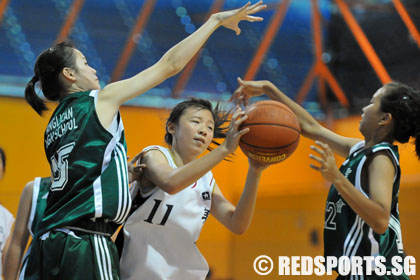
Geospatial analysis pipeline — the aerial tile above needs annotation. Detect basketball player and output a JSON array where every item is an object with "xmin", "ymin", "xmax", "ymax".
[
  {"xmin": 3, "ymin": 177, "xmax": 50, "ymax": 280},
  {"xmin": 233, "ymin": 78, "xmax": 420, "ymax": 278},
  {"xmin": 22, "ymin": 2, "xmax": 266, "ymax": 279},
  {"xmin": 119, "ymin": 98, "xmax": 269, "ymax": 280},
  {"xmin": 0, "ymin": 147, "xmax": 14, "ymax": 277},
  {"xmin": 2, "ymin": 152, "xmax": 143, "ymax": 280}
]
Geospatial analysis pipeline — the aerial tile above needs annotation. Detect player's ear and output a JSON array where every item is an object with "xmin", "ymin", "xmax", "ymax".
[
  {"xmin": 167, "ymin": 122, "xmax": 176, "ymax": 135},
  {"xmin": 62, "ymin": 67, "xmax": 76, "ymax": 82},
  {"xmin": 379, "ymin": 112, "xmax": 392, "ymax": 126}
]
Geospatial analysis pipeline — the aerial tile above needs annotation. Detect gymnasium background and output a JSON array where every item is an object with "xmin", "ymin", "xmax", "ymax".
[{"xmin": 1, "ymin": 0, "xmax": 420, "ymax": 279}]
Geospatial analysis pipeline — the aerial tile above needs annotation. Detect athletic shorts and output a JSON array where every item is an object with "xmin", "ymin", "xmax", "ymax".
[{"xmin": 23, "ymin": 222, "xmax": 119, "ymax": 280}]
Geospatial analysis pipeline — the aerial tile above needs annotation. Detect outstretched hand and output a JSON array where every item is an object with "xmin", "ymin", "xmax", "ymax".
[
  {"xmin": 222, "ymin": 106, "xmax": 249, "ymax": 154},
  {"xmin": 230, "ymin": 77, "xmax": 267, "ymax": 106},
  {"xmin": 309, "ymin": 141, "xmax": 341, "ymax": 182},
  {"xmin": 214, "ymin": 1, "xmax": 266, "ymax": 35},
  {"xmin": 127, "ymin": 151, "xmax": 146, "ymax": 184}
]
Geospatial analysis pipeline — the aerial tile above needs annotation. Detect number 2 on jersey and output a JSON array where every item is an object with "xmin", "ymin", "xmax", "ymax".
[
  {"xmin": 144, "ymin": 199, "xmax": 174, "ymax": 226},
  {"xmin": 325, "ymin": 202, "xmax": 337, "ymax": 230}
]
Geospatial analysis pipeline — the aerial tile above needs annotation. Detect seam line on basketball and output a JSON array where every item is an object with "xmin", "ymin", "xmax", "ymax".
[
  {"xmin": 241, "ymin": 123, "xmax": 301, "ymax": 133},
  {"xmin": 240, "ymin": 137, "xmax": 299, "ymax": 150}
]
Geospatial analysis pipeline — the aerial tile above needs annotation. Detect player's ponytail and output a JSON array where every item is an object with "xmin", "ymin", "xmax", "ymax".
[
  {"xmin": 25, "ymin": 75, "xmax": 47, "ymax": 116},
  {"xmin": 25, "ymin": 39, "xmax": 76, "ymax": 116}
]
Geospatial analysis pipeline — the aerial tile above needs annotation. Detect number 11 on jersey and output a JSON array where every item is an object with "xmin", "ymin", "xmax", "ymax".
[{"xmin": 144, "ymin": 199, "xmax": 174, "ymax": 226}]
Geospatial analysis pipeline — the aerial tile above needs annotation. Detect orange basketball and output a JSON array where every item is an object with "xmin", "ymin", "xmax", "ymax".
[{"xmin": 239, "ymin": 100, "xmax": 301, "ymax": 164}]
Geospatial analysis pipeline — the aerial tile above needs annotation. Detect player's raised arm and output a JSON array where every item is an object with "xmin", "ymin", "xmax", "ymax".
[
  {"xmin": 211, "ymin": 158, "xmax": 268, "ymax": 235},
  {"xmin": 96, "ymin": 2, "xmax": 266, "ymax": 128}
]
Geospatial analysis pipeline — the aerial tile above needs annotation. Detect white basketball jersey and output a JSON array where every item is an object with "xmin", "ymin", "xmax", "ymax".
[
  {"xmin": 120, "ymin": 145, "xmax": 215, "ymax": 280},
  {"xmin": 0, "ymin": 204, "xmax": 14, "ymax": 276}
]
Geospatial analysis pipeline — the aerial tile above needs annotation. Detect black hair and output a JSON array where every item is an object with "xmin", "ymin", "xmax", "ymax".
[
  {"xmin": 25, "ymin": 40, "xmax": 76, "ymax": 116},
  {"xmin": 380, "ymin": 81, "xmax": 420, "ymax": 159},
  {"xmin": 165, "ymin": 98, "xmax": 230, "ymax": 151},
  {"xmin": 0, "ymin": 147, "xmax": 5, "ymax": 173}
]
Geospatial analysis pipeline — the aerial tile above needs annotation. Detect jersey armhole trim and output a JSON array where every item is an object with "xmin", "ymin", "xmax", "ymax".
[
  {"xmin": 349, "ymin": 141, "xmax": 365, "ymax": 156},
  {"xmin": 89, "ymin": 90, "xmax": 119, "ymax": 137},
  {"xmin": 142, "ymin": 146, "xmax": 172, "ymax": 167},
  {"xmin": 370, "ymin": 147, "xmax": 399, "ymax": 183}
]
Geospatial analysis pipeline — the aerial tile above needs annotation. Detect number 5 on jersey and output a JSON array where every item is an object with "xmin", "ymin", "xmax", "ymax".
[{"xmin": 50, "ymin": 142, "xmax": 75, "ymax": 191}]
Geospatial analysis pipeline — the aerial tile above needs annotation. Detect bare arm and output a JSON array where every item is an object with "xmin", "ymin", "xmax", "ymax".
[
  {"xmin": 3, "ymin": 181, "xmax": 34, "ymax": 280},
  {"xmin": 96, "ymin": 2, "xmax": 266, "ymax": 128},
  {"xmin": 210, "ymin": 161, "xmax": 267, "ymax": 234},
  {"xmin": 233, "ymin": 78, "xmax": 361, "ymax": 157},
  {"xmin": 141, "ymin": 147, "xmax": 229, "ymax": 195},
  {"xmin": 2, "ymin": 232, "xmax": 12, "ymax": 269},
  {"xmin": 310, "ymin": 142, "xmax": 393, "ymax": 234}
]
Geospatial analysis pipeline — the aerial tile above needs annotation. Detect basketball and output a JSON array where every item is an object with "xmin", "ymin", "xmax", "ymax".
[{"xmin": 239, "ymin": 100, "xmax": 301, "ymax": 164}]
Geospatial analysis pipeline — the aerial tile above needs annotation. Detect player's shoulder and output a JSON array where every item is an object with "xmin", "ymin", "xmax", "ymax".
[
  {"xmin": 23, "ymin": 179, "xmax": 36, "ymax": 191},
  {"xmin": 142, "ymin": 146, "xmax": 172, "ymax": 164},
  {"xmin": 143, "ymin": 146, "xmax": 167, "ymax": 160}
]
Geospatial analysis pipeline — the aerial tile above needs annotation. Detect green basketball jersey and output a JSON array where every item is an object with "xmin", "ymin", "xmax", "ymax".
[
  {"xmin": 28, "ymin": 177, "xmax": 50, "ymax": 236},
  {"xmin": 38, "ymin": 90, "xmax": 131, "ymax": 237},
  {"xmin": 324, "ymin": 141, "xmax": 407, "ymax": 278}
]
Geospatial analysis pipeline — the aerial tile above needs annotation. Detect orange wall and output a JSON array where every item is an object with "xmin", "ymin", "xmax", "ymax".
[{"xmin": 1, "ymin": 96, "xmax": 419, "ymax": 279}]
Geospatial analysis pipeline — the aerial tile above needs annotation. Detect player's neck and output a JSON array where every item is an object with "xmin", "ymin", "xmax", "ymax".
[{"xmin": 170, "ymin": 147, "xmax": 198, "ymax": 166}]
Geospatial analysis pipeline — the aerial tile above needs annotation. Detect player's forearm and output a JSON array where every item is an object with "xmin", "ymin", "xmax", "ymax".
[
  {"xmin": 3, "ymin": 244, "xmax": 24, "ymax": 280},
  {"xmin": 159, "ymin": 15, "xmax": 220, "ymax": 76},
  {"xmin": 332, "ymin": 174, "xmax": 390, "ymax": 234},
  {"xmin": 228, "ymin": 168, "xmax": 262, "ymax": 234},
  {"xmin": 262, "ymin": 81, "xmax": 322, "ymax": 139},
  {"xmin": 159, "ymin": 145, "xmax": 230, "ymax": 194}
]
